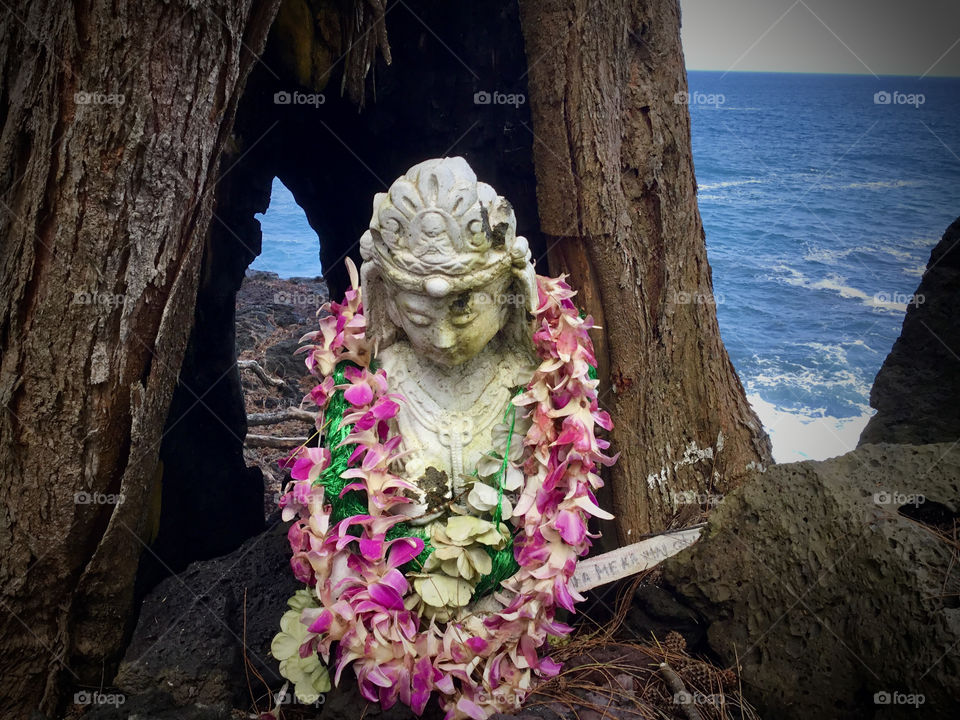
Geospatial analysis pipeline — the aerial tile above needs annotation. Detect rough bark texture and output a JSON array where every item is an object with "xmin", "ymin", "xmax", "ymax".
[
  {"xmin": 518, "ymin": 0, "xmax": 772, "ymax": 539},
  {"xmin": 0, "ymin": 0, "xmax": 280, "ymax": 715}
]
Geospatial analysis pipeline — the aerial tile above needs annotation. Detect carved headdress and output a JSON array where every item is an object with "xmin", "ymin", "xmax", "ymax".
[{"xmin": 360, "ymin": 157, "xmax": 538, "ymax": 348}]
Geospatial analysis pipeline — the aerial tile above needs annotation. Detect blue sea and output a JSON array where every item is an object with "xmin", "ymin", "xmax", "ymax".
[{"xmin": 252, "ymin": 72, "xmax": 960, "ymax": 463}]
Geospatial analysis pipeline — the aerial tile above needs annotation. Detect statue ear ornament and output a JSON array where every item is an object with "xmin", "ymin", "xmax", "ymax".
[{"xmin": 276, "ymin": 157, "xmax": 616, "ymax": 719}]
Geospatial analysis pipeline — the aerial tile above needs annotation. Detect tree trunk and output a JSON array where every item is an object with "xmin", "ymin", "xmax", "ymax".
[
  {"xmin": 518, "ymin": 0, "xmax": 773, "ymax": 540},
  {"xmin": 0, "ymin": 0, "xmax": 279, "ymax": 715}
]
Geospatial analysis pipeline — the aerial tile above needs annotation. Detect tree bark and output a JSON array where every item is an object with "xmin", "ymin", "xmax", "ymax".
[
  {"xmin": 0, "ymin": 0, "xmax": 279, "ymax": 715},
  {"xmin": 518, "ymin": 0, "xmax": 773, "ymax": 540}
]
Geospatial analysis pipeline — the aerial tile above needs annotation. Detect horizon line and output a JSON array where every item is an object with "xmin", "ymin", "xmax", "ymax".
[{"xmin": 685, "ymin": 67, "xmax": 960, "ymax": 79}]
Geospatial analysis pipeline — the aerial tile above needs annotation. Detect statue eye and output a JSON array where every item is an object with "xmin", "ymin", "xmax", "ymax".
[
  {"xmin": 448, "ymin": 293, "xmax": 476, "ymax": 326},
  {"xmin": 450, "ymin": 311, "xmax": 477, "ymax": 327},
  {"xmin": 404, "ymin": 312, "xmax": 432, "ymax": 327}
]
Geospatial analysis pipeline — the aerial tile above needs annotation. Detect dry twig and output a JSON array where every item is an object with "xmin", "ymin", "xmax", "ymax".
[{"xmin": 239, "ymin": 359, "xmax": 286, "ymax": 388}]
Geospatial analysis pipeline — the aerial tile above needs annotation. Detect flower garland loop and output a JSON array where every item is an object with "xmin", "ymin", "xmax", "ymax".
[{"xmin": 275, "ymin": 259, "xmax": 616, "ymax": 719}]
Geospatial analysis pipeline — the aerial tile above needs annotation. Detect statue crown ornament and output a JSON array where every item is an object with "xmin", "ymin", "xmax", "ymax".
[{"xmin": 360, "ymin": 156, "xmax": 537, "ymax": 298}]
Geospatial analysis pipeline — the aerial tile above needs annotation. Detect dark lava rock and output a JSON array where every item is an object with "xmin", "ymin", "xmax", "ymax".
[
  {"xmin": 116, "ymin": 522, "xmax": 298, "ymax": 709},
  {"xmin": 264, "ymin": 337, "xmax": 308, "ymax": 382},
  {"xmin": 860, "ymin": 216, "xmax": 960, "ymax": 445},
  {"xmin": 626, "ymin": 583, "xmax": 705, "ymax": 649},
  {"xmin": 663, "ymin": 442, "xmax": 960, "ymax": 719}
]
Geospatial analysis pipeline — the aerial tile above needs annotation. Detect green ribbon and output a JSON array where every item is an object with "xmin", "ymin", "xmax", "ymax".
[{"xmin": 472, "ymin": 389, "xmax": 523, "ymax": 599}]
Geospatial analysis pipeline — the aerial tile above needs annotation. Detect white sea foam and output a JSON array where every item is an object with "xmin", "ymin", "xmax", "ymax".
[
  {"xmin": 773, "ymin": 266, "xmax": 910, "ymax": 314},
  {"xmin": 821, "ymin": 179, "xmax": 922, "ymax": 191},
  {"xmin": 802, "ymin": 244, "xmax": 925, "ymax": 265},
  {"xmin": 698, "ymin": 178, "xmax": 763, "ymax": 191},
  {"xmin": 748, "ymin": 394, "xmax": 874, "ymax": 464},
  {"xmin": 903, "ymin": 264, "xmax": 927, "ymax": 277},
  {"xmin": 797, "ymin": 340, "xmax": 878, "ymax": 366},
  {"xmin": 749, "ymin": 365, "xmax": 871, "ymax": 401},
  {"xmin": 809, "ymin": 274, "xmax": 871, "ymax": 301}
]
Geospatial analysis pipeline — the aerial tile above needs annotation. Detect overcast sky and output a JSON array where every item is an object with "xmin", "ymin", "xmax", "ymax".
[{"xmin": 679, "ymin": 0, "xmax": 960, "ymax": 76}]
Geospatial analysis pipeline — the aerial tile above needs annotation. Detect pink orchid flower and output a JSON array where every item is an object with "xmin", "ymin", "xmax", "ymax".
[{"xmin": 289, "ymin": 446, "xmax": 331, "ymax": 484}]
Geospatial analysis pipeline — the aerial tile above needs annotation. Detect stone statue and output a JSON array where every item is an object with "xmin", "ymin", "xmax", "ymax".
[
  {"xmin": 276, "ymin": 157, "xmax": 615, "ymax": 716},
  {"xmin": 359, "ymin": 157, "xmax": 539, "ymax": 526}
]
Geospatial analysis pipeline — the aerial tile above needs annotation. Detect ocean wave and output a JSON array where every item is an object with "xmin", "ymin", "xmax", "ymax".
[
  {"xmin": 773, "ymin": 266, "xmax": 910, "ymax": 313},
  {"xmin": 797, "ymin": 340, "xmax": 879, "ymax": 365},
  {"xmin": 698, "ymin": 178, "xmax": 764, "ymax": 191},
  {"xmin": 748, "ymin": 393, "xmax": 874, "ymax": 464},
  {"xmin": 748, "ymin": 364, "xmax": 871, "ymax": 400},
  {"xmin": 742, "ymin": 345, "xmax": 876, "ymax": 426},
  {"xmin": 802, "ymin": 243, "xmax": 926, "ymax": 265},
  {"xmin": 820, "ymin": 179, "xmax": 922, "ymax": 191},
  {"xmin": 902, "ymin": 264, "xmax": 927, "ymax": 277}
]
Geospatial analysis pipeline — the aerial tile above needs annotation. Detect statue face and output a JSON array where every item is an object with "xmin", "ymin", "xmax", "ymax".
[{"xmin": 389, "ymin": 275, "xmax": 513, "ymax": 368}]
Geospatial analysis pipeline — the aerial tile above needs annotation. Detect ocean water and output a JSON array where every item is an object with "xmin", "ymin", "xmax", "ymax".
[
  {"xmin": 252, "ymin": 181, "xmax": 324, "ymax": 278},
  {"xmin": 252, "ymin": 72, "xmax": 960, "ymax": 463},
  {"xmin": 687, "ymin": 71, "xmax": 960, "ymax": 462}
]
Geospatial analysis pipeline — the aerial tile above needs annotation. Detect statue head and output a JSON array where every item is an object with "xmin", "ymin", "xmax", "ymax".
[{"xmin": 360, "ymin": 157, "xmax": 538, "ymax": 367}]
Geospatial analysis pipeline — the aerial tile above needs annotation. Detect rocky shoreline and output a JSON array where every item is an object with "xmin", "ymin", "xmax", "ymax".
[{"xmin": 234, "ymin": 270, "xmax": 329, "ymax": 519}]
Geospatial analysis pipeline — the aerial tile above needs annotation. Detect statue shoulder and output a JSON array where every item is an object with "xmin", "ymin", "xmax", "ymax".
[
  {"xmin": 375, "ymin": 342, "xmax": 411, "ymax": 378},
  {"xmin": 497, "ymin": 342, "xmax": 537, "ymax": 389}
]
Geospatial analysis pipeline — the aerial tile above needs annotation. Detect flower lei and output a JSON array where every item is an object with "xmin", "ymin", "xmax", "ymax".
[{"xmin": 274, "ymin": 260, "xmax": 616, "ymax": 719}]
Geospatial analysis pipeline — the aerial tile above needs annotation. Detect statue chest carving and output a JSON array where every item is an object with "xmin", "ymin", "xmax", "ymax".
[{"xmin": 377, "ymin": 340, "xmax": 535, "ymax": 521}]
